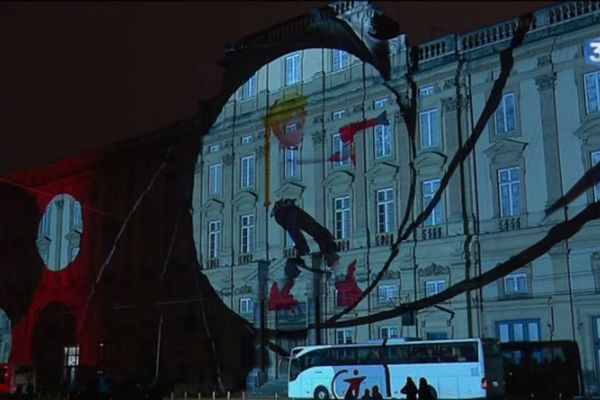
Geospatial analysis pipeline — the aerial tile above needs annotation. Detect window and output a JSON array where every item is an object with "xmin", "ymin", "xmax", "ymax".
[
  {"xmin": 240, "ymin": 298, "xmax": 254, "ymax": 314},
  {"xmin": 40, "ymin": 206, "xmax": 52, "ymax": 236},
  {"xmin": 72, "ymin": 201, "xmax": 82, "ymax": 228},
  {"xmin": 64, "ymin": 346, "xmax": 80, "ymax": 367},
  {"xmin": 240, "ymin": 155, "xmax": 255, "ymax": 188},
  {"xmin": 208, "ymin": 163, "xmax": 222, "ymax": 195},
  {"xmin": 497, "ymin": 319, "xmax": 540, "ymax": 342},
  {"xmin": 285, "ymin": 53, "xmax": 301, "ymax": 86},
  {"xmin": 377, "ymin": 188, "xmax": 395, "ymax": 234},
  {"xmin": 336, "ymin": 328, "xmax": 354, "ymax": 344},
  {"xmin": 241, "ymin": 74, "xmax": 257, "ymax": 99},
  {"xmin": 495, "ymin": 92, "xmax": 517, "ymax": 134},
  {"xmin": 69, "ymin": 246, "xmax": 79, "ymax": 260},
  {"xmin": 420, "ymin": 85, "xmax": 434, "ymax": 97},
  {"xmin": 241, "ymin": 135, "xmax": 253, "ymax": 144},
  {"xmin": 585, "ymin": 71, "xmax": 600, "ymax": 114},
  {"xmin": 208, "ymin": 144, "xmax": 220, "ymax": 154},
  {"xmin": 422, "ymin": 179, "xmax": 444, "ymax": 226},
  {"xmin": 378, "ymin": 284, "xmax": 398, "ymax": 304},
  {"xmin": 240, "ymin": 214, "xmax": 255, "ymax": 254},
  {"xmin": 208, "ymin": 220, "xmax": 221, "ymax": 258},
  {"xmin": 380, "ymin": 326, "xmax": 399, "ymax": 339},
  {"xmin": 374, "ymin": 124, "xmax": 392, "ymax": 158},
  {"xmin": 284, "ymin": 231, "xmax": 295, "ymax": 248},
  {"xmin": 332, "ymin": 49, "xmax": 350, "ymax": 71},
  {"xmin": 334, "ymin": 196, "xmax": 351, "ymax": 239},
  {"xmin": 332, "ymin": 133, "xmax": 349, "ymax": 166},
  {"xmin": 420, "ymin": 108, "xmax": 440, "ymax": 149},
  {"xmin": 374, "ymin": 97, "xmax": 388, "ymax": 110},
  {"xmin": 592, "ymin": 150, "xmax": 600, "ymax": 201},
  {"xmin": 504, "ymin": 273, "xmax": 527, "ymax": 295},
  {"xmin": 425, "ymin": 280, "xmax": 446, "ymax": 296},
  {"xmin": 284, "ymin": 148, "xmax": 299, "ymax": 179},
  {"xmin": 498, "ymin": 167, "xmax": 521, "ymax": 217},
  {"xmin": 332, "ymin": 109, "xmax": 345, "ymax": 120}
]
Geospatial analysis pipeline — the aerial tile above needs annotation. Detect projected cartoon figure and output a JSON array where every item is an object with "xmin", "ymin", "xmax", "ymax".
[
  {"xmin": 264, "ymin": 93, "xmax": 308, "ymax": 150},
  {"xmin": 300, "ymin": 111, "xmax": 390, "ymax": 166},
  {"xmin": 264, "ymin": 93, "xmax": 363, "ymax": 311},
  {"xmin": 336, "ymin": 111, "xmax": 389, "ymax": 166}
]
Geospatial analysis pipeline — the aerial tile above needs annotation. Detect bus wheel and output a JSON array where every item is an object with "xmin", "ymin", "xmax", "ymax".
[{"xmin": 314, "ymin": 386, "xmax": 330, "ymax": 400}]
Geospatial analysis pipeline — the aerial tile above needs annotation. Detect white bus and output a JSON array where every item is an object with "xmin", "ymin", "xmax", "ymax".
[{"xmin": 288, "ymin": 338, "xmax": 504, "ymax": 400}]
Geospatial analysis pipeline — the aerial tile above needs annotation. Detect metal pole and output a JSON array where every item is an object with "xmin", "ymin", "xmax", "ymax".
[{"xmin": 154, "ymin": 313, "xmax": 163, "ymax": 380}]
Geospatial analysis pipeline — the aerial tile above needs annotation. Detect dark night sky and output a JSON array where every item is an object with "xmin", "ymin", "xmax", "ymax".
[{"xmin": 0, "ymin": 1, "xmax": 556, "ymax": 176}]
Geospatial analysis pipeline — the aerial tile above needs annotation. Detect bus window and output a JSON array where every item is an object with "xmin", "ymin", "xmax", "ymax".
[
  {"xmin": 409, "ymin": 344, "xmax": 437, "ymax": 363},
  {"xmin": 357, "ymin": 347, "xmax": 381, "ymax": 364},
  {"xmin": 439, "ymin": 344, "xmax": 459, "ymax": 362},
  {"xmin": 304, "ymin": 349, "xmax": 330, "ymax": 369},
  {"xmin": 333, "ymin": 348, "xmax": 356, "ymax": 365},
  {"xmin": 456, "ymin": 343, "xmax": 478, "ymax": 362},
  {"xmin": 384, "ymin": 345, "xmax": 409, "ymax": 364}
]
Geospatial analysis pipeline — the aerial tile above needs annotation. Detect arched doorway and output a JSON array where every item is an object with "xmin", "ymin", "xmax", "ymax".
[{"xmin": 32, "ymin": 302, "xmax": 77, "ymax": 393}]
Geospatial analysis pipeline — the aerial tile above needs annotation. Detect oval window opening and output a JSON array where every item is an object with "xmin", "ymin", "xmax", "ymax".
[{"xmin": 36, "ymin": 194, "xmax": 83, "ymax": 271}]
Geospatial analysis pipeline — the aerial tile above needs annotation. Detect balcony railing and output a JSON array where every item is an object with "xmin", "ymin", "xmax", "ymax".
[
  {"xmin": 205, "ymin": 258, "xmax": 220, "ymax": 270},
  {"xmin": 335, "ymin": 239, "xmax": 351, "ymax": 252},
  {"xmin": 239, "ymin": 253, "xmax": 253, "ymax": 265},
  {"xmin": 375, "ymin": 233, "xmax": 394, "ymax": 247},
  {"xmin": 499, "ymin": 216, "xmax": 521, "ymax": 232},
  {"xmin": 421, "ymin": 226, "xmax": 443, "ymax": 241},
  {"xmin": 283, "ymin": 247, "xmax": 297, "ymax": 258}
]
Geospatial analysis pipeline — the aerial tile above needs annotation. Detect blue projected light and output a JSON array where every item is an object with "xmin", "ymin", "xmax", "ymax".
[{"xmin": 585, "ymin": 38, "xmax": 600, "ymax": 68}]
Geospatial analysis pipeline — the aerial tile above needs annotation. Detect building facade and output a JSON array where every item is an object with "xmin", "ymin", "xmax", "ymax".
[
  {"xmin": 1, "ymin": 0, "xmax": 600, "ymax": 395},
  {"xmin": 192, "ymin": 0, "xmax": 600, "ymax": 392}
]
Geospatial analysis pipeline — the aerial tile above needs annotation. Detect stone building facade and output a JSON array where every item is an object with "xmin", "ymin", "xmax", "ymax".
[{"xmin": 192, "ymin": 0, "xmax": 600, "ymax": 391}]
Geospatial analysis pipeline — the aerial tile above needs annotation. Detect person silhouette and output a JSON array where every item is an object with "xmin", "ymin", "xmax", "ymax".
[
  {"xmin": 418, "ymin": 378, "xmax": 435, "ymax": 400},
  {"xmin": 362, "ymin": 388, "xmax": 371, "ymax": 400},
  {"xmin": 401, "ymin": 377, "xmax": 418, "ymax": 400},
  {"xmin": 371, "ymin": 385, "xmax": 383, "ymax": 400}
]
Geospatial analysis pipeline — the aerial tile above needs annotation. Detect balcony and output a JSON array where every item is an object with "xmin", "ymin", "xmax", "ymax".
[
  {"xmin": 375, "ymin": 233, "xmax": 394, "ymax": 247},
  {"xmin": 283, "ymin": 247, "xmax": 297, "ymax": 258},
  {"xmin": 205, "ymin": 258, "xmax": 220, "ymax": 270},
  {"xmin": 335, "ymin": 239, "xmax": 351, "ymax": 252},
  {"xmin": 499, "ymin": 216, "xmax": 521, "ymax": 232},
  {"xmin": 238, "ymin": 253, "xmax": 253, "ymax": 265},
  {"xmin": 421, "ymin": 226, "xmax": 443, "ymax": 241}
]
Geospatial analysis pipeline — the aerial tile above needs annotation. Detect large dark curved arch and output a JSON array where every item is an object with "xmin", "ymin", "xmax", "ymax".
[{"xmin": 0, "ymin": 183, "xmax": 43, "ymax": 323}]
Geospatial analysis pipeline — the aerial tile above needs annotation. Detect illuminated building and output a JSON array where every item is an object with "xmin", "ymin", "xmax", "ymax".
[{"xmin": 2, "ymin": 0, "xmax": 600, "ymax": 395}]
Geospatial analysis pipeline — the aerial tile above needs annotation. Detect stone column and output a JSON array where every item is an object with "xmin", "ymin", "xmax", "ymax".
[
  {"xmin": 222, "ymin": 153, "xmax": 235, "ymax": 267},
  {"xmin": 256, "ymin": 144, "xmax": 268, "ymax": 261},
  {"xmin": 441, "ymin": 95, "xmax": 474, "ymax": 226},
  {"xmin": 312, "ymin": 130, "xmax": 326, "ymax": 226},
  {"xmin": 535, "ymin": 71, "xmax": 563, "ymax": 219}
]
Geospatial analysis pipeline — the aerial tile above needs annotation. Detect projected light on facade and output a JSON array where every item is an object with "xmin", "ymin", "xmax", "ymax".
[
  {"xmin": 36, "ymin": 194, "xmax": 83, "ymax": 271},
  {"xmin": 192, "ymin": 47, "xmax": 396, "ymax": 332}
]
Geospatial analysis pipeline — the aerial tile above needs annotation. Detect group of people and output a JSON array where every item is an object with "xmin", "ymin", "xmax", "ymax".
[
  {"xmin": 357, "ymin": 385, "xmax": 384, "ymax": 400},
  {"xmin": 399, "ymin": 377, "xmax": 436, "ymax": 400}
]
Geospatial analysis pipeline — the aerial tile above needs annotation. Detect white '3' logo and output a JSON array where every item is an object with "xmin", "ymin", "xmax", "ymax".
[{"xmin": 589, "ymin": 41, "xmax": 600, "ymax": 63}]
